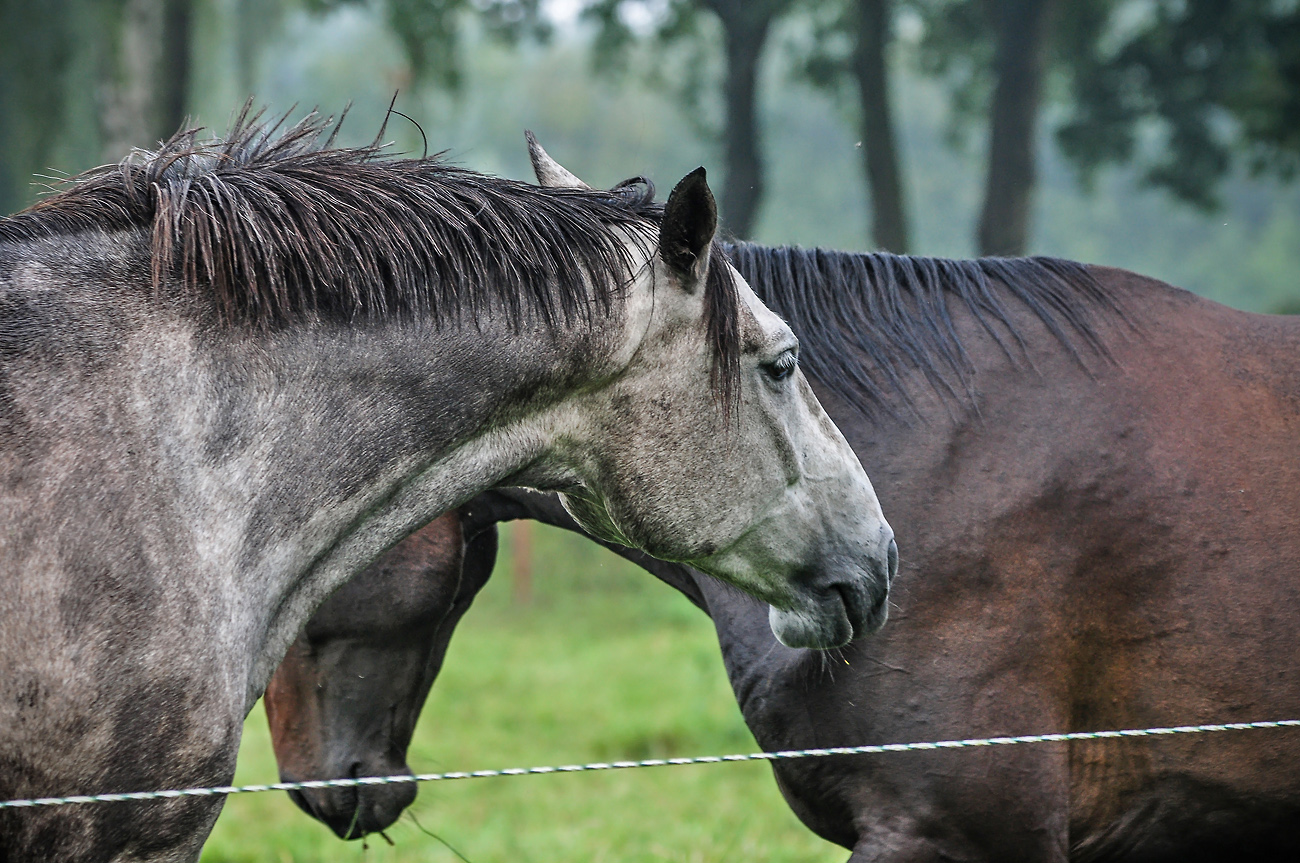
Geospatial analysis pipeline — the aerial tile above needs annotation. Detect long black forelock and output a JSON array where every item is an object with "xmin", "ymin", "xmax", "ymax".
[{"xmin": 722, "ymin": 242, "xmax": 1122, "ymax": 419}]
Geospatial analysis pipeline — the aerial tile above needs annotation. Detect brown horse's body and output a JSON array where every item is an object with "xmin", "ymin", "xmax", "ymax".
[
  {"xmin": 760, "ymin": 265, "xmax": 1300, "ymax": 861},
  {"xmin": 267, "ymin": 257, "xmax": 1300, "ymax": 861}
]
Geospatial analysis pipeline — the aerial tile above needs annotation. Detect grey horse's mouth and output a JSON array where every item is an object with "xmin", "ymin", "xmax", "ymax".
[
  {"xmin": 770, "ymin": 563, "xmax": 891, "ymax": 649},
  {"xmin": 831, "ymin": 576, "xmax": 890, "ymax": 642},
  {"xmin": 846, "ymin": 536, "xmax": 897, "ymax": 639},
  {"xmin": 842, "ymin": 582, "xmax": 889, "ymax": 640}
]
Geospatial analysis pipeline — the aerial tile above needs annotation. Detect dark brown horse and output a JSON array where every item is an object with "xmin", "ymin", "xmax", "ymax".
[
  {"xmin": 264, "ymin": 513, "xmax": 486, "ymax": 836},
  {"xmin": 265, "ymin": 235, "xmax": 1300, "ymax": 860}
]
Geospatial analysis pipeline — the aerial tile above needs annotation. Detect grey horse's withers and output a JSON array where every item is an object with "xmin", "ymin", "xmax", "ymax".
[{"xmin": 0, "ymin": 114, "xmax": 891, "ymax": 862}]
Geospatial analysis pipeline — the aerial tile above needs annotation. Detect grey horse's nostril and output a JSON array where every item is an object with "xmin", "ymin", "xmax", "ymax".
[{"xmin": 886, "ymin": 538, "xmax": 899, "ymax": 582}]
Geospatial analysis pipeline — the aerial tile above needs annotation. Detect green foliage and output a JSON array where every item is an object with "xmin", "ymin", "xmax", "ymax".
[
  {"xmin": 784, "ymin": 0, "xmax": 855, "ymax": 94},
  {"xmin": 584, "ymin": 0, "xmax": 798, "ymax": 64},
  {"xmin": 1057, "ymin": 0, "xmax": 1300, "ymax": 209},
  {"xmin": 582, "ymin": 0, "xmax": 725, "ymax": 141},
  {"xmin": 817, "ymin": 0, "xmax": 1300, "ymax": 212},
  {"xmin": 581, "ymin": 0, "xmax": 805, "ymax": 145},
  {"xmin": 907, "ymin": 0, "xmax": 1001, "ymax": 149},
  {"xmin": 200, "ymin": 524, "xmax": 844, "ymax": 862},
  {"xmin": 0, "ymin": 1, "xmax": 72, "ymax": 212}
]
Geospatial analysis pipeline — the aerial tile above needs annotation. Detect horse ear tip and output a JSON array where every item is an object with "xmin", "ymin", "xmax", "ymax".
[{"xmin": 670, "ymin": 167, "xmax": 711, "ymax": 201}]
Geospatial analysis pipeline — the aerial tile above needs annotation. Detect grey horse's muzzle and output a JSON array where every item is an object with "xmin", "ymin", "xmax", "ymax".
[{"xmin": 769, "ymin": 534, "xmax": 897, "ymax": 649}]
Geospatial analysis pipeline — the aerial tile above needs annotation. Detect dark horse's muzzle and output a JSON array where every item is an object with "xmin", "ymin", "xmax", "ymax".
[{"xmin": 285, "ymin": 763, "xmax": 416, "ymax": 839}]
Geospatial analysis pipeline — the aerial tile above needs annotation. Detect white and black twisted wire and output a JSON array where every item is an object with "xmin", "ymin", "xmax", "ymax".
[{"xmin": 2, "ymin": 719, "xmax": 1296, "ymax": 810}]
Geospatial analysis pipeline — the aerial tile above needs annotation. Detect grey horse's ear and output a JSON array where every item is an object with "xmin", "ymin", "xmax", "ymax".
[
  {"xmin": 659, "ymin": 167, "xmax": 716, "ymax": 292},
  {"xmin": 525, "ymin": 131, "xmax": 590, "ymax": 189}
]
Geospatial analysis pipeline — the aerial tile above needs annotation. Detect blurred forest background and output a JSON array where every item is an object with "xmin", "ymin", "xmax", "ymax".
[
  {"xmin": 3, "ymin": 1, "xmax": 1300, "ymax": 861},
  {"xmin": 2, "ymin": 0, "xmax": 1299, "ymax": 307}
]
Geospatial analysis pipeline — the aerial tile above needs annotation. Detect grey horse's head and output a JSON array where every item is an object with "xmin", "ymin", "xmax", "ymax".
[{"xmin": 521, "ymin": 134, "xmax": 897, "ymax": 647}]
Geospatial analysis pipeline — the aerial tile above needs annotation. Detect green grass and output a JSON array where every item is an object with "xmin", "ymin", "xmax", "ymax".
[{"xmin": 200, "ymin": 523, "xmax": 846, "ymax": 862}]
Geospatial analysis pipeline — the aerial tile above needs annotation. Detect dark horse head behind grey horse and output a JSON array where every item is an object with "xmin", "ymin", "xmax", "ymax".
[
  {"xmin": 264, "ymin": 144, "xmax": 1300, "ymax": 860},
  {"xmin": 0, "ymin": 111, "xmax": 895, "ymax": 862}
]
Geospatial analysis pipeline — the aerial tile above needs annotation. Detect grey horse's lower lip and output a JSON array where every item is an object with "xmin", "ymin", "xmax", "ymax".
[
  {"xmin": 770, "ymin": 600, "xmax": 850, "ymax": 648},
  {"xmin": 831, "ymin": 584, "xmax": 859, "ymax": 635}
]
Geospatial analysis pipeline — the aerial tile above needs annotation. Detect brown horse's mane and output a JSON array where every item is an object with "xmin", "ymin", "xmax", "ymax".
[
  {"xmin": 0, "ymin": 108, "xmax": 741, "ymax": 400},
  {"xmin": 723, "ymin": 242, "xmax": 1123, "ymax": 419}
]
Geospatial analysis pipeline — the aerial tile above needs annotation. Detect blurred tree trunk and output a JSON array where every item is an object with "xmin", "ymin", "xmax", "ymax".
[
  {"xmin": 701, "ymin": 0, "xmax": 791, "ymax": 239},
  {"xmin": 160, "ymin": 0, "xmax": 193, "ymax": 132},
  {"xmin": 977, "ymin": 0, "xmax": 1059, "ymax": 256},
  {"xmin": 234, "ymin": 0, "xmax": 263, "ymax": 99},
  {"xmin": 851, "ymin": 0, "xmax": 909, "ymax": 252},
  {"xmin": 585, "ymin": 0, "xmax": 799, "ymax": 238},
  {"xmin": 100, "ymin": 0, "xmax": 192, "ymax": 161}
]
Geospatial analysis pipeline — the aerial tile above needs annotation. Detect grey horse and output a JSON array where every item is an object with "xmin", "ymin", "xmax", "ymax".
[{"xmin": 0, "ymin": 112, "xmax": 895, "ymax": 862}]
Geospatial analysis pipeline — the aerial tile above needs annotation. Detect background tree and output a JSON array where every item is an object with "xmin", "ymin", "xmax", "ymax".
[
  {"xmin": 917, "ymin": 0, "xmax": 1300, "ymax": 256},
  {"xmin": 307, "ymin": 0, "xmax": 551, "ymax": 91},
  {"xmin": 915, "ymin": 0, "xmax": 1065, "ymax": 256},
  {"xmin": 231, "ymin": 0, "xmax": 295, "ymax": 107},
  {"xmin": 584, "ymin": 0, "xmax": 799, "ymax": 239},
  {"xmin": 0, "ymin": 0, "xmax": 200, "ymax": 212},
  {"xmin": 0, "ymin": 1, "xmax": 76, "ymax": 214},
  {"xmin": 99, "ymin": 0, "xmax": 196, "ymax": 160},
  {"xmin": 976, "ymin": 0, "xmax": 1059, "ymax": 256},
  {"xmin": 1058, "ymin": 0, "xmax": 1300, "ymax": 210},
  {"xmin": 798, "ymin": 0, "xmax": 911, "ymax": 252}
]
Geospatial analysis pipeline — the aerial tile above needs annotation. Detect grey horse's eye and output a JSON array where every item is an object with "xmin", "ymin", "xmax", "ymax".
[{"xmin": 764, "ymin": 350, "xmax": 798, "ymax": 382}]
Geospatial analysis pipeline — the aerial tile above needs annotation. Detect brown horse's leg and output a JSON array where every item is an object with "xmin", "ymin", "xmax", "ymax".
[
  {"xmin": 848, "ymin": 831, "xmax": 931, "ymax": 862},
  {"xmin": 839, "ymin": 749, "xmax": 1070, "ymax": 863},
  {"xmin": 848, "ymin": 827, "xmax": 1068, "ymax": 863}
]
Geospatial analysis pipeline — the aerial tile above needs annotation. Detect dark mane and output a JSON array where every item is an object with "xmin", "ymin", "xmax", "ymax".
[
  {"xmin": 0, "ymin": 110, "xmax": 740, "ymax": 399},
  {"xmin": 722, "ymin": 242, "xmax": 1121, "ymax": 418}
]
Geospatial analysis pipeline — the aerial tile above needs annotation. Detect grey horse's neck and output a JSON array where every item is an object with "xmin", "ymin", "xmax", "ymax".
[{"xmin": 1, "ymin": 230, "xmax": 622, "ymax": 710}]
